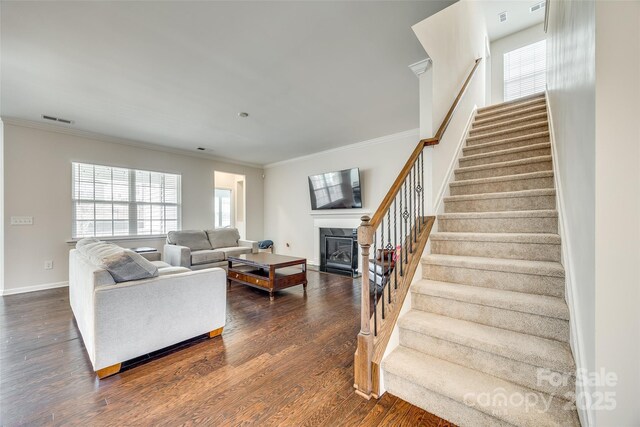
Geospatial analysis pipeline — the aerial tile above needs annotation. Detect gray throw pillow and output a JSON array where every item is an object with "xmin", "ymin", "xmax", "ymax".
[
  {"xmin": 206, "ymin": 228, "xmax": 240, "ymax": 249},
  {"xmin": 78, "ymin": 242, "xmax": 158, "ymax": 283},
  {"xmin": 167, "ymin": 230, "xmax": 212, "ymax": 251}
]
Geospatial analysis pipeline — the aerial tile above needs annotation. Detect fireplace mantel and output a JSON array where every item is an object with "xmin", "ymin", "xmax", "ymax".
[{"xmin": 309, "ymin": 210, "xmax": 371, "ymax": 218}]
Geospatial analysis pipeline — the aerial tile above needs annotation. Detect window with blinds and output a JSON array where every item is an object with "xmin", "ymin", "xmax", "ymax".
[
  {"xmin": 72, "ymin": 162, "xmax": 181, "ymax": 238},
  {"xmin": 503, "ymin": 39, "xmax": 546, "ymax": 102}
]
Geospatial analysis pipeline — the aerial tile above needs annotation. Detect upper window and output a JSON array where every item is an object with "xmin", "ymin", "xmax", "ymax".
[
  {"xmin": 503, "ymin": 39, "xmax": 546, "ymax": 102},
  {"xmin": 214, "ymin": 188, "xmax": 232, "ymax": 228},
  {"xmin": 72, "ymin": 162, "xmax": 181, "ymax": 238}
]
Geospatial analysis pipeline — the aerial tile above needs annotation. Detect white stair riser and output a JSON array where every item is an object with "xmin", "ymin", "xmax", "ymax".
[
  {"xmin": 431, "ymin": 239, "xmax": 561, "ymax": 262},
  {"xmin": 474, "ymin": 107, "xmax": 548, "ymax": 128},
  {"xmin": 384, "ymin": 372, "xmax": 513, "ymax": 427},
  {"xmin": 477, "ymin": 99, "xmax": 546, "ymax": 119},
  {"xmin": 459, "ymin": 146, "xmax": 551, "ymax": 168},
  {"xmin": 470, "ymin": 114, "xmax": 548, "ymax": 136},
  {"xmin": 468, "ymin": 124, "xmax": 549, "ymax": 145},
  {"xmin": 438, "ymin": 216, "xmax": 558, "ymax": 233},
  {"xmin": 399, "ymin": 328, "xmax": 575, "ymax": 398},
  {"xmin": 445, "ymin": 194, "xmax": 556, "ymax": 213},
  {"xmin": 463, "ymin": 135, "xmax": 550, "ymax": 156},
  {"xmin": 412, "ymin": 294, "xmax": 570, "ymax": 342},
  {"xmin": 422, "ymin": 262, "xmax": 565, "ymax": 297},
  {"xmin": 455, "ymin": 160, "xmax": 552, "ymax": 181},
  {"xmin": 450, "ymin": 175, "xmax": 554, "ymax": 196}
]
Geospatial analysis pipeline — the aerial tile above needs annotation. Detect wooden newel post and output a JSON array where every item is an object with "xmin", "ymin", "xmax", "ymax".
[{"xmin": 354, "ymin": 215, "xmax": 374, "ymax": 399}]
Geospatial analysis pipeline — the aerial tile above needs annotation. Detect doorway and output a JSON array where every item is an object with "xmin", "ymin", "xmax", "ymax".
[{"xmin": 213, "ymin": 171, "xmax": 246, "ymax": 239}]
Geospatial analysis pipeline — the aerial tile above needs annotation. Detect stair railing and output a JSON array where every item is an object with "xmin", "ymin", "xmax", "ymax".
[{"xmin": 354, "ymin": 58, "xmax": 482, "ymax": 399}]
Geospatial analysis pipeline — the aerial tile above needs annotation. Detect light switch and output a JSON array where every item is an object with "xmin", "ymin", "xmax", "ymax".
[{"xmin": 11, "ymin": 216, "xmax": 33, "ymax": 225}]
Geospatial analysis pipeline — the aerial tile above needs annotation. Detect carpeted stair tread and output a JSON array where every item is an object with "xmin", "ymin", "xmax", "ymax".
[
  {"xmin": 411, "ymin": 280, "xmax": 569, "ymax": 320},
  {"xmin": 422, "ymin": 253, "xmax": 565, "ymax": 277},
  {"xmin": 438, "ymin": 209, "xmax": 558, "ymax": 220},
  {"xmin": 445, "ymin": 188, "xmax": 555, "ymax": 202},
  {"xmin": 459, "ymin": 143, "xmax": 551, "ymax": 165},
  {"xmin": 476, "ymin": 94, "xmax": 546, "ymax": 116},
  {"xmin": 469, "ymin": 112, "xmax": 548, "ymax": 135},
  {"xmin": 456, "ymin": 155, "xmax": 552, "ymax": 174},
  {"xmin": 466, "ymin": 121, "xmax": 549, "ymax": 145},
  {"xmin": 431, "ymin": 231, "xmax": 560, "ymax": 245},
  {"xmin": 463, "ymin": 132, "xmax": 550, "ymax": 156},
  {"xmin": 450, "ymin": 171, "xmax": 554, "ymax": 188},
  {"xmin": 473, "ymin": 104, "xmax": 547, "ymax": 127},
  {"xmin": 382, "ymin": 347, "xmax": 579, "ymax": 427},
  {"xmin": 398, "ymin": 310, "xmax": 574, "ymax": 371}
]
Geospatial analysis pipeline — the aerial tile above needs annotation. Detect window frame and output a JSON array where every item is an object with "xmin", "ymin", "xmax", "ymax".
[
  {"xmin": 71, "ymin": 162, "xmax": 182, "ymax": 239},
  {"xmin": 503, "ymin": 39, "xmax": 547, "ymax": 102},
  {"xmin": 214, "ymin": 187, "xmax": 233, "ymax": 229}
]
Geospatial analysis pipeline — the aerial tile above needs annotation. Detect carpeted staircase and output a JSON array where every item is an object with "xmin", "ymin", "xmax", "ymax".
[{"xmin": 381, "ymin": 93, "xmax": 580, "ymax": 426}]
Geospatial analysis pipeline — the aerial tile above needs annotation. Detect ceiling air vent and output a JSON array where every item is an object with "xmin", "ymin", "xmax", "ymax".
[
  {"xmin": 498, "ymin": 11, "xmax": 508, "ymax": 23},
  {"xmin": 41, "ymin": 114, "xmax": 74, "ymax": 124},
  {"xmin": 530, "ymin": 1, "xmax": 545, "ymax": 12}
]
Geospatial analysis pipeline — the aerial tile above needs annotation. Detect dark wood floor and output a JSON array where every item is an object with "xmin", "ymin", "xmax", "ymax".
[{"xmin": 1, "ymin": 271, "xmax": 453, "ymax": 426}]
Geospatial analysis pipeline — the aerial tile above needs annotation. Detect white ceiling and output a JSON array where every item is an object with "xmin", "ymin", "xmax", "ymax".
[
  {"xmin": 481, "ymin": 0, "xmax": 545, "ymax": 41},
  {"xmin": 1, "ymin": 1, "xmax": 454, "ymax": 166}
]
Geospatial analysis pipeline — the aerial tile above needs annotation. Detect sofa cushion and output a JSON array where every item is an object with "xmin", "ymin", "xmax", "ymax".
[
  {"xmin": 78, "ymin": 242, "xmax": 158, "ymax": 283},
  {"xmin": 191, "ymin": 249, "xmax": 225, "ymax": 265},
  {"xmin": 167, "ymin": 230, "xmax": 212, "ymax": 251},
  {"xmin": 206, "ymin": 228, "xmax": 240, "ymax": 249},
  {"xmin": 217, "ymin": 246, "xmax": 252, "ymax": 258}
]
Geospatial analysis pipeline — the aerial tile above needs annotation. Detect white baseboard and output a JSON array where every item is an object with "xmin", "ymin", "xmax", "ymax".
[
  {"xmin": 432, "ymin": 106, "xmax": 478, "ymax": 215},
  {"xmin": 1, "ymin": 281, "xmax": 68, "ymax": 296},
  {"xmin": 546, "ymin": 92, "xmax": 592, "ymax": 427}
]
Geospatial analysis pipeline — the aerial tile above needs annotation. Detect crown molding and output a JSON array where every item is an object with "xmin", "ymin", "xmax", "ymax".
[
  {"xmin": 408, "ymin": 58, "xmax": 432, "ymax": 77},
  {"xmin": 0, "ymin": 116, "xmax": 263, "ymax": 170},
  {"xmin": 264, "ymin": 128, "xmax": 420, "ymax": 169}
]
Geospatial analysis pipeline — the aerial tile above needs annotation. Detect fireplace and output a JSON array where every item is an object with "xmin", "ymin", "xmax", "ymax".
[{"xmin": 319, "ymin": 228, "xmax": 358, "ymax": 277}]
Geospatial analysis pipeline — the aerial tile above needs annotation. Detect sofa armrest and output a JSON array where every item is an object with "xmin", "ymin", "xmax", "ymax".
[
  {"xmin": 239, "ymin": 239, "xmax": 259, "ymax": 253},
  {"xmin": 163, "ymin": 244, "xmax": 191, "ymax": 268},
  {"xmin": 92, "ymin": 268, "xmax": 227, "ymax": 369}
]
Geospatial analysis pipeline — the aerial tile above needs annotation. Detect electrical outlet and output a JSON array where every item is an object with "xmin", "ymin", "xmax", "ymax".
[
  {"xmin": 11, "ymin": 216, "xmax": 33, "ymax": 225},
  {"xmin": 44, "ymin": 260, "xmax": 53, "ymax": 270}
]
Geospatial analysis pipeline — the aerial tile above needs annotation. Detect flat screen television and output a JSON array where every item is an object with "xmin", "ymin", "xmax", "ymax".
[{"xmin": 308, "ymin": 168, "xmax": 362, "ymax": 210}]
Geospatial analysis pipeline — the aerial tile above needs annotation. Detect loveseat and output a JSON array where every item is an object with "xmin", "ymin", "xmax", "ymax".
[
  {"xmin": 163, "ymin": 228, "xmax": 258, "ymax": 270},
  {"xmin": 69, "ymin": 238, "xmax": 226, "ymax": 379}
]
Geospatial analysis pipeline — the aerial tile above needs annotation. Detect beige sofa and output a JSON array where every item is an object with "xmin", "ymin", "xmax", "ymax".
[
  {"xmin": 163, "ymin": 228, "xmax": 258, "ymax": 270},
  {"xmin": 69, "ymin": 239, "xmax": 226, "ymax": 379}
]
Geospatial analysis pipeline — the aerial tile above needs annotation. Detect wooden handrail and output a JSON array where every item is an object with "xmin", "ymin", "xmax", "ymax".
[
  {"xmin": 421, "ymin": 57, "xmax": 482, "ymax": 146},
  {"xmin": 369, "ymin": 58, "xmax": 482, "ymax": 229}
]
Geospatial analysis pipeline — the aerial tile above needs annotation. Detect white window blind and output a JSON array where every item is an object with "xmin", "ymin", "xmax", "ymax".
[
  {"xmin": 72, "ymin": 162, "xmax": 181, "ymax": 238},
  {"xmin": 503, "ymin": 39, "xmax": 546, "ymax": 101}
]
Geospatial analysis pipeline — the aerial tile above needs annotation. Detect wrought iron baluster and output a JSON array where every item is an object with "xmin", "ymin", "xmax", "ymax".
[
  {"xmin": 393, "ymin": 198, "xmax": 398, "ymax": 289},
  {"xmin": 403, "ymin": 178, "xmax": 409, "ymax": 263},
  {"xmin": 409, "ymin": 169, "xmax": 414, "ymax": 253},
  {"xmin": 413, "ymin": 164, "xmax": 417, "ymax": 244},
  {"xmin": 399, "ymin": 185, "xmax": 404, "ymax": 277},
  {"xmin": 387, "ymin": 210, "xmax": 392, "ymax": 304},
  {"xmin": 420, "ymin": 151, "xmax": 425, "ymax": 226},
  {"xmin": 380, "ymin": 219, "xmax": 385, "ymax": 321}
]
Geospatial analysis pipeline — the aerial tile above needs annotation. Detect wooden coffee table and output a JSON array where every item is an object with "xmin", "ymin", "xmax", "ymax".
[{"xmin": 227, "ymin": 253, "xmax": 307, "ymax": 301}]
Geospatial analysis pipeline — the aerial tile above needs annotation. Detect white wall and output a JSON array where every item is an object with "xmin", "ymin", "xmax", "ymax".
[
  {"xmin": 594, "ymin": 2, "xmax": 640, "ymax": 426},
  {"xmin": 263, "ymin": 129, "xmax": 419, "ymax": 264},
  {"xmin": 412, "ymin": 0, "xmax": 487, "ymax": 212},
  {"xmin": 546, "ymin": 1, "xmax": 595, "ymax": 425},
  {"xmin": 2, "ymin": 121, "xmax": 264, "ymax": 294},
  {"xmin": 490, "ymin": 23, "xmax": 545, "ymax": 104}
]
